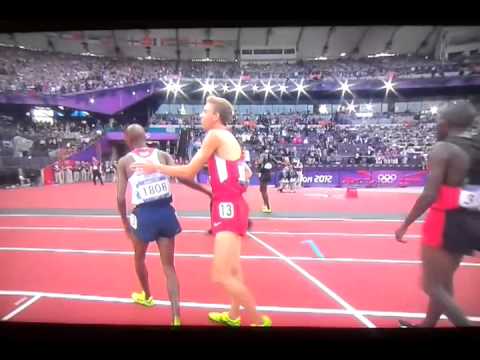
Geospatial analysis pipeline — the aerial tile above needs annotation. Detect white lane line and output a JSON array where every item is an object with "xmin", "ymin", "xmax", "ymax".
[
  {"xmin": 0, "ymin": 213, "xmax": 422, "ymax": 223},
  {"xmin": 1, "ymin": 247, "xmax": 478, "ymax": 268},
  {"xmin": 1, "ymin": 295, "xmax": 42, "ymax": 321},
  {"xmin": 247, "ymin": 232, "xmax": 376, "ymax": 328},
  {"xmin": 1, "ymin": 290, "xmax": 477, "ymax": 323},
  {"xmin": 0, "ymin": 226, "xmax": 421, "ymax": 239}
]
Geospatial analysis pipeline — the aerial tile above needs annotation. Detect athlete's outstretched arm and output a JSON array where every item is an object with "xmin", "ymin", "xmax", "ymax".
[
  {"xmin": 131, "ymin": 131, "xmax": 220, "ymax": 180},
  {"xmin": 116, "ymin": 158, "xmax": 130, "ymax": 231},
  {"xmin": 164, "ymin": 152, "xmax": 212, "ymax": 198},
  {"xmin": 395, "ymin": 142, "xmax": 449, "ymax": 242}
]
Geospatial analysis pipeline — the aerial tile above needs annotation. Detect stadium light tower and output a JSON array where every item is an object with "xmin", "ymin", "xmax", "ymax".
[
  {"xmin": 279, "ymin": 83, "xmax": 288, "ymax": 97},
  {"xmin": 163, "ymin": 78, "xmax": 186, "ymax": 101},
  {"xmin": 229, "ymin": 78, "xmax": 248, "ymax": 103},
  {"xmin": 261, "ymin": 79, "xmax": 277, "ymax": 102},
  {"xmin": 293, "ymin": 78, "xmax": 309, "ymax": 102},
  {"xmin": 337, "ymin": 79, "xmax": 352, "ymax": 97},
  {"xmin": 381, "ymin": 78, "xmax": 397, "ymax": 96},
  {"xmin": 346, "ymin": 100, "xmax": 356, "ymax": 113},
  {"xmin": 195, "ymin": 79, "xmax": 217, "ymax": 101}
]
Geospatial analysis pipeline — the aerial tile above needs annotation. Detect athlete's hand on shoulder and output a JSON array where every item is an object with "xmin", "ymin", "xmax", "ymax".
[
  {"xmin": 394, "ymin": 225, "xmax": 408, "ymax": 243},
  {"xmin": 130, "ymin": 160, "xmax": 161, "ymax": 174}
]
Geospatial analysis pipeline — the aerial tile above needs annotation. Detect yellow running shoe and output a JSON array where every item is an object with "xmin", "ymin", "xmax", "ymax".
[
  {"xmin": 251, "ymin": 315, "xmax": 272, "ymax": 327},
  {"xmin": 172, "ymin": 317, "xmax": 181, "ymax": 326},
  {"xmin": 262, "ymin": 206, "xmax": 272, "ymax": 213},
  {"xmin": 131, "ymin": 291, "xmax": 155, "ymax": 307},
  {"xmin": 208, "ymin": 311, "xmax": 241, "ymax": 327}
]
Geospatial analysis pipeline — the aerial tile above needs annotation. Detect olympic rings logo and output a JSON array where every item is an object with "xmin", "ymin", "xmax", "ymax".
[{"xmin": 377, "ymin": 174, "xmax": 397, "ymax": 184}]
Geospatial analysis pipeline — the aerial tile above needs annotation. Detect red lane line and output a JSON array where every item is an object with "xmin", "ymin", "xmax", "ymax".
[{"xmin": 0, "ymin": 252, "xmax": 344, "ymax": 310}]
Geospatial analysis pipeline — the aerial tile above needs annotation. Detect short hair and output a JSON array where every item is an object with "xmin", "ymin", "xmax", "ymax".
[
  {"xmin": 439, "ymin": 102, "xmax": 477, "ymax": 129},
  {"xmin": 206, "ymin": 96, "xmax": 234, "ymax": 125}
]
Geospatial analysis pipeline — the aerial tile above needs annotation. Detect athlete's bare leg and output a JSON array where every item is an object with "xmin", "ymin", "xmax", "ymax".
[
  {"xmin": 156, "ymin": 237, "xmax": 181, "ymax": 322},
  {"xmin": 211, "ymin": 231, "xmax": 263, "ymax": 325},
  {"xmin": 132, "ymin": 236, "xmax": 151, "ymax": 299}
]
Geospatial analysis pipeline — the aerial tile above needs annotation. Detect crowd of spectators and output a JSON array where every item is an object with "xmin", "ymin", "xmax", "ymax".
[
  {"xmin": 0, "ymin": 117, "xmax": 104, "ymax": 159},
  {"xmin": 2, "ymin": 47, "xmax": 479, "ymax": 95},
  {"xmin": 0, "ymin": 106, "xmax": 470, "ymax": 176},
  {"xmin": 185, "ymin": 111, "xmax": 437, "ymax": 169}
]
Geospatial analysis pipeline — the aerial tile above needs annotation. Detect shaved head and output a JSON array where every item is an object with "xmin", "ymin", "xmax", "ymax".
[
  {"xmin": 125, "ymin": 123, "xmax": 146, "ymax": 148},
  {"xmin": 439, "ymin": 102, "xmax": 477, "ymax": 130},
  {"xmin": 437, "ymin": 102, "xmax": 478, "ymax": 140}
]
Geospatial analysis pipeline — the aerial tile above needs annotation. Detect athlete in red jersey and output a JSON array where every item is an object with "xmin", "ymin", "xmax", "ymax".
[
  {"xmin": 395, "ymin": 103, "xmax": 479, "ymax": 327},
  {"xmin": 207, "ymin": 147, "xmax": 252, "ymax": 235},
  {"xmin": 132, "ymin": 96, "xmax": 271, "ymax": 327}
]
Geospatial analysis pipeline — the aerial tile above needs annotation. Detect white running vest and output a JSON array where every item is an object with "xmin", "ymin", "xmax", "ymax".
[{"xmin": 128, "ymin": 148, "xmax": 171, "ymax": 206}]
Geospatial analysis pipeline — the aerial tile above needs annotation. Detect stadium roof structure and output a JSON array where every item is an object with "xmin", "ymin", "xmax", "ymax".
[{"xmin": 1, "ymin": 26, "xmax": 479, "ymax": 61}]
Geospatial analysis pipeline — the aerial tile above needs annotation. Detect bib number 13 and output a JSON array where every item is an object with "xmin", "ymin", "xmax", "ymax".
[
  {"xmin": 459, "ymin": 190, "xmax": 480, "ymax": 210},
  {"xmin": 219, "ymin": 202, "xmax": 234, "ymax": 219}
]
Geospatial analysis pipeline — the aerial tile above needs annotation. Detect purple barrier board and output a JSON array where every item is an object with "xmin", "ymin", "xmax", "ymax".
[
  {"xmin": 300, "ymin": 169, "xmax": 340, "ymax": 188},
  {"xmin": 339, "ymin": 170, "xmax": 377, "ymax": 188},
  {"xmin": 370, "ymin": 170, "xmax": 428, "ymax": 187},
  {"xmin": 105, "ymin": 132, "xmax": 178, "ymax": 141},
  {"xmin": 196, "ymin": 168, "xmax": 428, "ymax": 188}
]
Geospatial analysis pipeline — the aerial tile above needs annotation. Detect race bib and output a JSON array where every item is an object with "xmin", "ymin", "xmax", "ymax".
[
  {"xmin": 219, "ymin": 202, "xmax": 234, "ymax": 219},
  {"xmin": 459, "ymin": 189, "xmax": 480, "ymax": 211},
  {"xmin": 129, "ymin": 213, "xmax": 137, "ymax": 230},
  {"xmin": 136, "ymin": 175, "xmax": 171, "ymax": 203}
]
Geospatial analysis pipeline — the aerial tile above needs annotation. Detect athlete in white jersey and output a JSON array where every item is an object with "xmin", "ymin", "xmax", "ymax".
[
  {"xmin": 128, "ymin": 147, "xmax": 172, "ymax": 206},
  {"xmin": 117, "ymin": 124, "xmax": 211, "ymax": 326}
]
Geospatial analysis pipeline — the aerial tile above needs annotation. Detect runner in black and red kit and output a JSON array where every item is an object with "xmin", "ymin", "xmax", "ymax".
[{"xmin": 395, "ymin": 102, "xmax": 480, "ymax": 327}]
